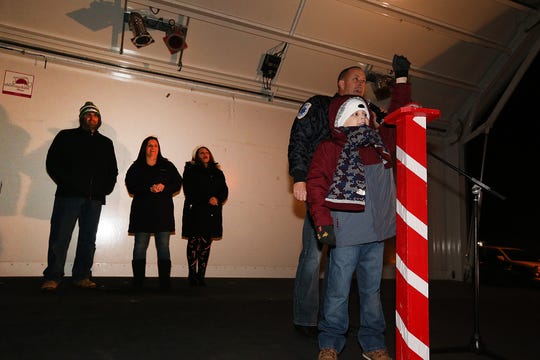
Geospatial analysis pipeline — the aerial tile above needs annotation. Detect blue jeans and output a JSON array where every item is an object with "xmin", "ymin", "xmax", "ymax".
[
  {"xmin": 133, "ymin": 232, "xmax": 171, "ymax": 261},
  {"xmin": 43, "ymin": 196, "xmax": 102, "ymax": 282},
  {"xmin": 318, "ymin": 241, "xmax": 386, "ymax": 353},
  {"xmin": 293, "ymin": 209, "xmax": 324, "ymax": 326}
]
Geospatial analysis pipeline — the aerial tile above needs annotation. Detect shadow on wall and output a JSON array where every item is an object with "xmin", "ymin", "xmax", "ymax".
[{"xmin": 0, "ymin": 106, "xmax": 34, "ymax": 217}]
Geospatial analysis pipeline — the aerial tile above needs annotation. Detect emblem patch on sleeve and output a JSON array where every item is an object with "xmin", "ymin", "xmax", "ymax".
[{"xmin": 297, "ymin": 102, "xmax": 312, "ymax": 120}]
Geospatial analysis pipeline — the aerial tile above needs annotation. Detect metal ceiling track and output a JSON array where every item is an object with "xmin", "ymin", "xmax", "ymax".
[{"xmin": 145, "ymin": 0, "xmax": 485, "ymax": 91}]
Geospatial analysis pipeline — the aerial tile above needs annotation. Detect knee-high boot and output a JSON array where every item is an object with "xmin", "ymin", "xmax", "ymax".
[
  {"xmin": 132, "ymin": 259, "xmax": 146, "ymax": 289},
  {"xmin": 158, "ymin": 259, "xmax": 171, "ymax": 291}
]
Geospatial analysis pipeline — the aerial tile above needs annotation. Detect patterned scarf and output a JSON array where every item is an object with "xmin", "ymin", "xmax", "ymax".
[{"xmin": 325, "ymin": 126, "xmax": 391, "ymax": 207}]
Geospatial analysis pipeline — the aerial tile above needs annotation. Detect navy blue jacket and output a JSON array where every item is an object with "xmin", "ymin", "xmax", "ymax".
[{"xmin": 287, "ymin": 95, "xmax": 333, "ymax": 183}]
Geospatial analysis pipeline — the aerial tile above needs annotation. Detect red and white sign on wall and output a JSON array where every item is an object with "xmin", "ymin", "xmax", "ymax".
[{"xmin": 3, "ymin": 70, "xmax": 35, "ymax": 98}]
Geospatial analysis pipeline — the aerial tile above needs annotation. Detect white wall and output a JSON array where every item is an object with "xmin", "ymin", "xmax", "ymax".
[
  {"xmin": 0, "ymin": 49, "xmax": 469, "ymax": 281},
  {"xmin": 0, "ymin": 51, "xmax": 307, "ymax": 278},
  {"xmin": 0, "ymin": 0, "xmax": 470, "ymax": 281}
]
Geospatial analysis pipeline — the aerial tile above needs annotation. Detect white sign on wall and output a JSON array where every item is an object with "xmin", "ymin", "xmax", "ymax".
[{"xmin": 2, "ymin": 70, "xmax": 34, "ymax": 98}]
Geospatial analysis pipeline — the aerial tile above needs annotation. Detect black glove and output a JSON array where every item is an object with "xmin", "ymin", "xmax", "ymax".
[
  {"xmin": 316, "ymin": 225, "xmax": 336, "ymax": 246},
  {"xmin": 368, "ymin": 101, "xmax": 387, "ymax": 124},
  {"xmin": 392, "ymin": 54, "xmax": 411, "ymax": 78}
]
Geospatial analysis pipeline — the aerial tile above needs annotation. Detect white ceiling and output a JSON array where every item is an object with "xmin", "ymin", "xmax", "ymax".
[{"xmin": 1, "ymin": 0, "xmax": 539, "ymax": 143}]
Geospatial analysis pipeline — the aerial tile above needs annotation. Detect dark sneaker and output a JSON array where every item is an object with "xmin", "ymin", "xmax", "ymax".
[
  {"xmin": 73, "ymin": 278, "xmax": 97, "ymax": 289},
  {"xmin": 41, "ymin": 280, "xmax": 59, "ymax": 291},
  {"xmin": 318, "ymin": 348, "xmax": 338, "ymax": 360},
  {"xmin": 362, "ymin": 349, "xmax": 392, "ymax": 360}
]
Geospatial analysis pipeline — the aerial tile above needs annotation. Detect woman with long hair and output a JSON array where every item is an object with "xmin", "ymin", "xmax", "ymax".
[
  {"xmin": 126, "ymin": 136, "xmax": 182, "ymax": 291},
  {"xmin": 182, "ymin": 146, "xmax": 228, "ymax": 286}
]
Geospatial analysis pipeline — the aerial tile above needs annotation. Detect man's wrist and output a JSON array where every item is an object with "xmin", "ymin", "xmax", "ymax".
[{"xmin": 396, "ymin": 76, "xmax": 407, "ymax": 84}]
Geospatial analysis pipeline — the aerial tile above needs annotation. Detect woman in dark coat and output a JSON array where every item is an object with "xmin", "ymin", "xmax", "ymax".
[
  {"xmin": 126, "ymin": 136, "xmax": 182, "ymax": 290},
  {"xmin": 182, "ymin": 146, "xmax": 228, "ymax": 286}
]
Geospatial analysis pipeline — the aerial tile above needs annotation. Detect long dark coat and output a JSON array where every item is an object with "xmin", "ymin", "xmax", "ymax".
[
  {"xmin": 181, "ymin": 162, "xmax": 228, "ymax": 239},
  {"xmin": 126, "ymin": 159, "xmax": 182, "ymax": 233}
]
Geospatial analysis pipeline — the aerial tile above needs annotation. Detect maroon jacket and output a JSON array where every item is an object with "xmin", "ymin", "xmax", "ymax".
[{"xmin": 306, "ymin": 83, "xmax": 412, "ymax": 227}]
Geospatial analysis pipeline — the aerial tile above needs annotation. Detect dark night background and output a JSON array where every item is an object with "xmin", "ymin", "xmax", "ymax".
[{"xmin": 466, "ymin": 53, "xmax": 539, "ymax": 255}]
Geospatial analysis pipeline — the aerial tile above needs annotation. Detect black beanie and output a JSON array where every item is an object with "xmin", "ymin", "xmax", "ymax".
[{"xmin": 79, "ymin": 101, "xmax": 100, "ymax": 118}]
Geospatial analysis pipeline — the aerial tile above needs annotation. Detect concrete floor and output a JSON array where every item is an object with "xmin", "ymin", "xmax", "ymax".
[{"xmin": 0, "ymin": 277, "xmax": 537, "ymax": 360}]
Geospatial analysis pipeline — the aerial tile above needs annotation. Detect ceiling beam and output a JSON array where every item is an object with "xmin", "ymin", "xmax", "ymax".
[
  {"xmin": 145, "ymin": 0, "xmax": 481, "ymax": 91},
  {"xmin": 341, "ymin": 0, "xmax": 510, "ymax": 53}
]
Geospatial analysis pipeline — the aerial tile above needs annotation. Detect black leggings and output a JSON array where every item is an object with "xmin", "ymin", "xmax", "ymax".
[{"xmin": 187, "ymin": 236, "xmax": 213, "ymax": 276}]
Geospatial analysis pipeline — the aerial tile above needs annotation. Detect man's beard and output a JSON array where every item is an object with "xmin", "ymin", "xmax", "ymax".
[{"xmin": 82, "ymin": 120, "xmax": 100, "ymax": 132}]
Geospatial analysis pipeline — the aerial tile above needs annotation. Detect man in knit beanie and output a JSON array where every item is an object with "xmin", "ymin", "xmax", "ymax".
[
  {"xmin": 41, "ymin": 101, "xmax": 118, "ymax": 291},
  {"xmin": 79, "ymin": 101, "xmax": 102, "ymax": 132}
]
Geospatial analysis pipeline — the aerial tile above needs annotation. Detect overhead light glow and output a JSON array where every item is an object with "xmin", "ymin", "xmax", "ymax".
[{"xmin": 111, "ymin": 71, "xmax": 133, "ymax": 80}]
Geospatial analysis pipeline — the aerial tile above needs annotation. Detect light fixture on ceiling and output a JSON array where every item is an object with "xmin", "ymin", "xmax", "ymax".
[
  {"xmin": 163, "ymin": 25, "xmax": 187, "ymax": 54},
  {"xmin": 128, "ymin": 12, "xmax": 154, "ymax": 48},
  {"xmin": 122, "ymin": 11, "xmax": 188, "ymax": 55}
]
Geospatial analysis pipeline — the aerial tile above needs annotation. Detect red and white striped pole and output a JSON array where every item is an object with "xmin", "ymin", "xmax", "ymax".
[{"xmin": 385, "ymin": 106, "xmax": 440, "ymax": 360}]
